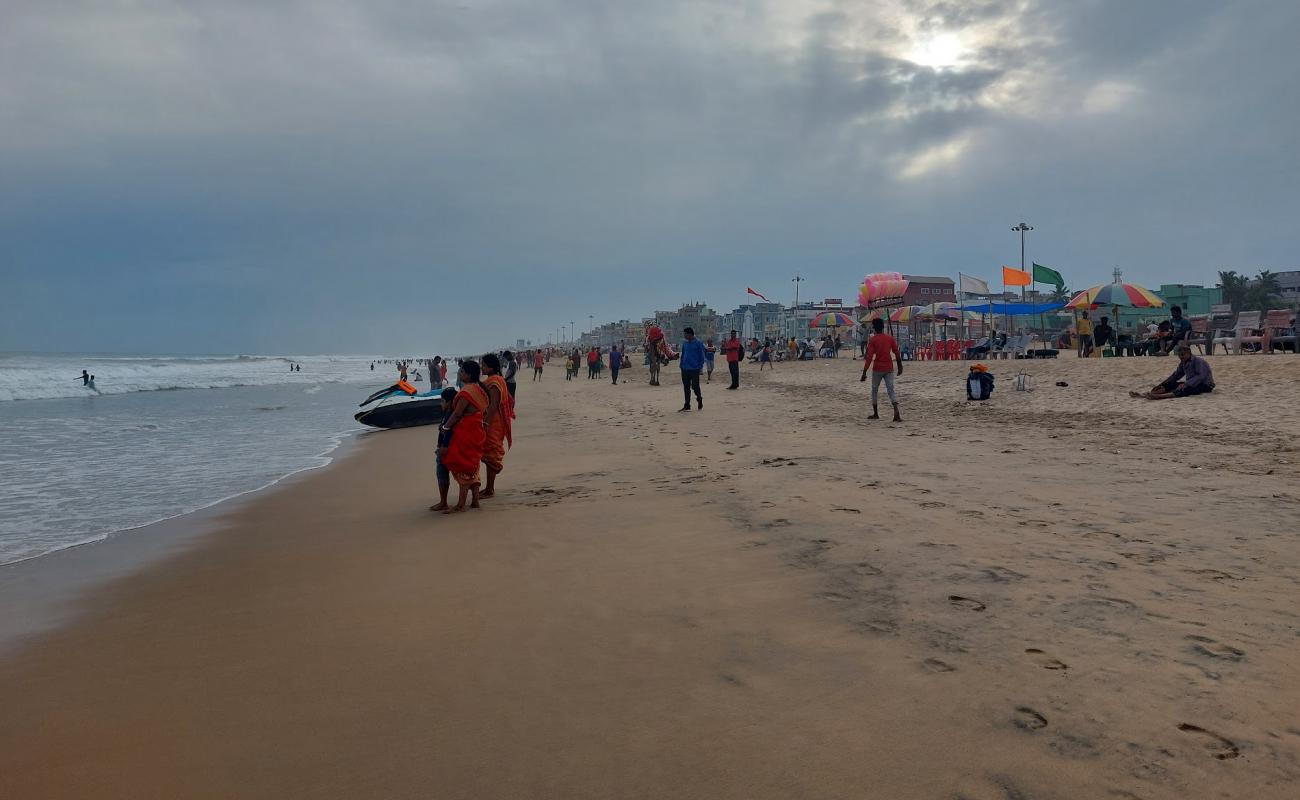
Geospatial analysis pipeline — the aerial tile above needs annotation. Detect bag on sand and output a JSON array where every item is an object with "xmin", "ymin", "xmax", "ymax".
[{"xmin": 967, "ymin": 371, "xmax": 995, "ymax": 401}]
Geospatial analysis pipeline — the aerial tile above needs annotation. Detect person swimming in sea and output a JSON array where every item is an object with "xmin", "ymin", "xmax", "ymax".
[
  {"xmin": 77, "ymin": 370, "xmax": 89, "ymax": 386},
  {"xmin": 88, "ymin": 374, "xmax": 99, "ymax": 393}
]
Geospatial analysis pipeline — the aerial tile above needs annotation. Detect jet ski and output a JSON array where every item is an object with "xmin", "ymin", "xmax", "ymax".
[{"xmin": 354, "ymin": 382, "xmax": 444, "ymax": 429}]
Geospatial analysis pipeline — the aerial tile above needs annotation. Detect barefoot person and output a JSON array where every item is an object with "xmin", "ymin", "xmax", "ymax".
[
  {"xmin": 860, "ymin": 317, "xmax": 903, "ymax": 421},
  {"xmin": 1132, "ymin": 344, "xmax": 1215, "ymax": 400},
  {"xmin": 429, "ymin": 388, "xmax": 458, "ymax": 512},
  {"xmin": 479, "ymin": 353, "xmax": 515, "ymax": 498},
  {"xmin": 439, "ymin": 360, "xmax": 488, "ymax": 513}
]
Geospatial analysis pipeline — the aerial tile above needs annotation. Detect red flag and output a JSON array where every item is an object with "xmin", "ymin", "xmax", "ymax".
[{"xmin": 746, "ymin": 287, "xmax": 769, "ymax": 301}]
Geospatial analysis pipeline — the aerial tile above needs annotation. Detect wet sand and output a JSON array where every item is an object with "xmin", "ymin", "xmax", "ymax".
[{"xmin": 3, "ymin": 353, "xmax": 1298, "ymax": 799}]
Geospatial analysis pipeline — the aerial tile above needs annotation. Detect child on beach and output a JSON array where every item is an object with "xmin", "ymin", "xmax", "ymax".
[
  {"xmin": 430, "ymin": 388, "xmax": 458, "ymax": 512},
  {"xmin": 704, "ymin": 338, "xmax": 716, "ymax": 382}
]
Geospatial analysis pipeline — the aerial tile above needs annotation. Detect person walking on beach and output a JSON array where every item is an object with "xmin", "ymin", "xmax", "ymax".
[
  {"xmin": 439, "ymin": 361, "xmax": 487, "ymax": 513},
  {"xmin": 861, "ymin": 317, "xmax": 902, "ymax": 422},
  {"xmin": 678, "ymin": 327, "xmax": 706, "ymax": 412},
  {"xmin": 587, "ymin": 347, "xmax": 599, "ymax": 379},
  {"xmin": 704, "ymin": 338, "xmax": 716, "ymax": 382},
  {"xmin": 479, "ymin": 354, "xmax": 515, "ymax": 499},
  {"xmin": 502, "ymin": 351, "xmax": 519, "ymax": 400},
  {"xmin": 609, "ymin": 344, "xmax": 623, "ymax": 384},
  {"xmin": 532, "ymin": 349, "xmax": 544, "ymax": 381},
  {"xmin": 722, "ymin": 329, "xmax": 743, "ymax": 390},
  {"xmin": 759, "ymin": 339, "xmax": 773, "ymax": 370},
  {"xmin": 76, "ymin": 370, "xmax": 89, "ymax": 386},
  {"xmin": 429, "ymin": 387, "xmax": 458, "ymax": 512}
]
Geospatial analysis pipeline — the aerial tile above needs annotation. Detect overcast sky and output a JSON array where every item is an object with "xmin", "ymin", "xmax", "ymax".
[{"xmin": 3, "ymin": 0, "xmax": 1298, "ymax": 354}]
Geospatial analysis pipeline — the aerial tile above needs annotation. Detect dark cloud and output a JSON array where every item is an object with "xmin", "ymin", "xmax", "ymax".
[{"xmin": 1, "ymin": 0, "xmax": 1297, "ymax": 354}]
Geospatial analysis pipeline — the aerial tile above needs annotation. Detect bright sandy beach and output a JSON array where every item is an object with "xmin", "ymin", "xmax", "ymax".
[{"xmin": 3, "ymin": 354, "xmax": 1298, "ymax": 799}]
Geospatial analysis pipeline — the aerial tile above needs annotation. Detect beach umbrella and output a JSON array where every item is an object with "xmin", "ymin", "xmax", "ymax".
[
  {"xmin": 809, "ymin": 311, "xmax": 856, "ymax": 328},
  {"xmin": 893, "ymin": 306, "xmax": 924, "ymax": 323},
  {"xmin": 1065, "ymin": 282, "xmax": 1165, "ymax": 333},
  {"xmin": 1065, "ymin": 283, "xmax": 1165, "ymax": 310}
]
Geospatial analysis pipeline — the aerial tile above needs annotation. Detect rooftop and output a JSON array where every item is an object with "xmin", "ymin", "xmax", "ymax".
[{"xmin": 904, "ymin": 275, "xmax": 955, "ymax": 284}]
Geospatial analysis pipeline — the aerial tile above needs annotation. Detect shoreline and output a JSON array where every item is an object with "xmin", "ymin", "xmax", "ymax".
[
  {"xmin": 3, "ymin": 356, "xmax": 1298, "ymax": 799},
  {"xmin": 0, "ymin": 428, "xmax": 372, "ymax": 652}
]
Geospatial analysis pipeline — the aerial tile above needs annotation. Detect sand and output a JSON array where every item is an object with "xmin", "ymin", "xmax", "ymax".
[{"xmin": 2, "ymin": 352, "xmax": 1299, "ymax": 799}]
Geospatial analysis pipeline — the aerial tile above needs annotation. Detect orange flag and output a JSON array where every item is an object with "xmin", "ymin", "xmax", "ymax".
[{"xmin": 1002, "ymin": 265, "xmax": 1031, "ymax": 286}]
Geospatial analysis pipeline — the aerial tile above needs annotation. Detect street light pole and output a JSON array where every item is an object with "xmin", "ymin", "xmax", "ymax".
[
  {"xmin": 1012, "ymin": 221, "xmax": 1033, "ymax": 332},
  {"xmin": 792, "ymin": 274, "xmax": 805, "ymax": 308}
]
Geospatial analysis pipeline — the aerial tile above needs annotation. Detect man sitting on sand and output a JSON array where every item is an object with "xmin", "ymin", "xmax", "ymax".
[{"xmin": 1132, "ymin": 345, "xmax": 1214, "ymax": 400}]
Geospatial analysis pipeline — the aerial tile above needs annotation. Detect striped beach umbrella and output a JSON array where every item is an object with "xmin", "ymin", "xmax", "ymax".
[
  {"xmin": 809, "ymin": 311, "xmax": 856, "ymax": 328},
  {"xmin": 1065, "ymin": 283, "xmax": 1165, "ymax": 310}
]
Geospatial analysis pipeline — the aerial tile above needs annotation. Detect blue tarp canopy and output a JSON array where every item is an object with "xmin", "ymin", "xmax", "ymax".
[{"xmin": 959, "ymin": 301, "xmax": 1066, "ymax": 316}]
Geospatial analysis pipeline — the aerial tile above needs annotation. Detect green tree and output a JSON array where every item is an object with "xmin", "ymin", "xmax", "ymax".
[
  {"xmin": 1244, "ymin": 270, "xmax": 1282, "ymax": 311},
  {"xmin": 1048, "ymin": 284, "xmax": 1072, "ymax": 304},
  {"xmin": 1217, "ymin": 270, "xmax": 1247, "ymax": 312}
]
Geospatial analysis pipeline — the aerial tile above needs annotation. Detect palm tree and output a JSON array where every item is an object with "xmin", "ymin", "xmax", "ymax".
[
  {"xmin": 1245, "ymin": 270, "xmax": 1282, "ymax": 312},
  {"xmin": 1217, "ymin": 270, "xmax": 1247, "ymax": 312},
  {"xmin": 1048, "ymin": 285, "xmax": 1072, "ymax": 304}
]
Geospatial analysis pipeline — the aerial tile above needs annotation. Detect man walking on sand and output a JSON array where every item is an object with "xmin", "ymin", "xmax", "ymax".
[
  {"xmin": 721, "ymin": 329, "xmax": 744, "ymax": 390},
  {"xmin": 860, "ymin": 317, "xmax": 902, "ymax": 422},
  {"xmin": 678, "ymin": 327, "xmax": 706, "ymax": 412}
]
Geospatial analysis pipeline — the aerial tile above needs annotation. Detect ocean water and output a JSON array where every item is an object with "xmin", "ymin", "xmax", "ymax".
[{"xmin": 0, "ymin": 353, "xmax": 421, "ymax": 565}]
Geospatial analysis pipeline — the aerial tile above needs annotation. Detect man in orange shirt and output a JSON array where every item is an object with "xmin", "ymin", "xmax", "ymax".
[
  {"xmin": 860, "ymin": 317, "xmax": 903, "ymax": 422},
  {"xmin": 721, "ymin": 330, "xmax": 745, "ymax": 390}
]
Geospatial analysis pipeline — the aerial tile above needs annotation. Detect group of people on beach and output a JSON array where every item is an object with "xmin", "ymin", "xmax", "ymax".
[
  {"xmin": 1075, "ymin": 305, "xmax": 1195, "ymax": 358},
  {"xmin": 431, "ymin": 352, "xmax": 517, "ymax": 514}
]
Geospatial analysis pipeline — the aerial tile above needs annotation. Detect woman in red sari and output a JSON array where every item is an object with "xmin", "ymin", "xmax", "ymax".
[
  {"xmin": 439, "ymin": 359, "xmax": 488, "ymax": 513},
  {"xmin": 478, "ymin": 353, "xmax": 515, "ymax": 499}
]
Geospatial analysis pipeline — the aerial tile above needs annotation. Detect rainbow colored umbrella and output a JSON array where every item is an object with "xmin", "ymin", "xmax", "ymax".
[
  {"xmin": 1065, "ymin": 283, "xmax": 1165, "ymax": 310},
  {"xmin": 810, "ymin": 311, "xmax": 856, "ymax": 328}
]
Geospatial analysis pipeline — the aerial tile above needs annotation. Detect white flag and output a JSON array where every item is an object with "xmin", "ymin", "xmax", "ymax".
[{"xmin": 959, "ymin": 273, "xmax": 990, "ymax": 295}]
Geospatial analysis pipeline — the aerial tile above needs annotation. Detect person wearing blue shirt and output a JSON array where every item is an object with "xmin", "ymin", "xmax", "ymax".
[
  {"xmin": 678, "ymin": 327, "xmax": 706, "ymax": 412},
  {"xmin": 609, "ymin": 345, "xmax": 623, "ymax": 385}
]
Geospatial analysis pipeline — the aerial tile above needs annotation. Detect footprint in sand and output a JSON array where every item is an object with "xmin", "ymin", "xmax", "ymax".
[
  {"xmin": 1024, "ymin": 648, "xmax": 1069, "ymax": 670},
  {"xmin": 922, "ymin": 658, "xmax": 956, "ymax": 673},
  {"xmin": 920, "ymin": 501, "xmax": 947, "ymax": 509},
  {"xmin": 1012, "ymin": 706, "xmax": 1048, "ymax": 731},
  {"xmin": 949, "ymin": 595, "xmax": 986, "ymax": 612},
  {"xmin": 831, "ymin": 506, "xmax": 861, "ymax": 514},
  {"xmin": 816, "ymin": 591, "xmax": 853, "ymax": 603},
  {"xmin": 1186, "ymin": 568, "xmax": 1244, "ymax": 582},
  {"xmin": 1185, "ymin": 635, "xmax": 1245, "ymax": 662},
  {"xmin": 1177, "ymin": 723, "xmax": 1240, "ymax": 759}
]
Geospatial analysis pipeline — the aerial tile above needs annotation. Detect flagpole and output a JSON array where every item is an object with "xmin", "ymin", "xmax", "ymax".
[{"xmin": 958, "ymin": 272, "xmax": 967, "ymax": 344}]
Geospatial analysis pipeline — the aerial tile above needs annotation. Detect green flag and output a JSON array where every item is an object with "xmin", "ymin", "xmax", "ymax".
[{"xmin": 1032, "ymin": 262, "xmax": 1064, "ymax": 287}]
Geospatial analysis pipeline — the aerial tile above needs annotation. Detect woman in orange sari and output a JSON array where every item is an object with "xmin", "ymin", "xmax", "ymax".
[
  {"xmin": 478, "ymin": 353, "xmax": 515, "ymax": 499},
  {"xmin": 439, "ymin": 359, "xmax": 488, "ymax": 513}
]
